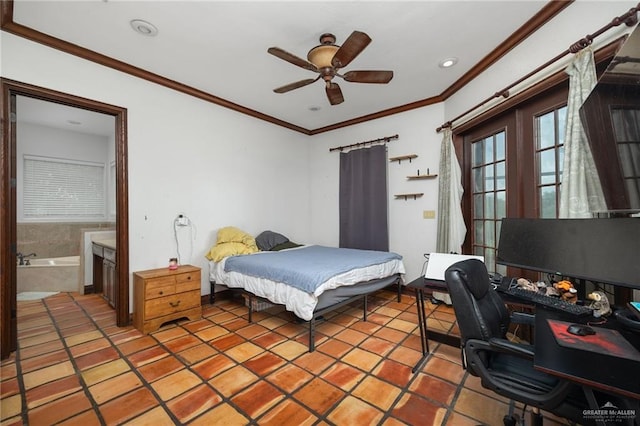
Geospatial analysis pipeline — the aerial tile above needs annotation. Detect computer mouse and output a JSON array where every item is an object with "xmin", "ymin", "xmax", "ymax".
[{"xmin": 566, "ymin": 324, "xmax": 596, "ymax": 336}]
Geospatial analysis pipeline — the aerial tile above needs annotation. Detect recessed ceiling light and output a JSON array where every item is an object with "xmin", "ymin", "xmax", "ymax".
[
  {"xmin": 439, "ymin": 57, "xmax": 458, "ymax": 68},
  {"xmin": 130, "ymin": 19, "xmax": 158, "ymax": 37}
]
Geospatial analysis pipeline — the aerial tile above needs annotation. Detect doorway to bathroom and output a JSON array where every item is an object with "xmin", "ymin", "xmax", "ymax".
[
  {"xmin": 16, "ymin": 95, "xmax": 115, "ymax": 297},
  {"xmin": 1, "ymin": 79, "xmax": 130, "ymax": 359}
]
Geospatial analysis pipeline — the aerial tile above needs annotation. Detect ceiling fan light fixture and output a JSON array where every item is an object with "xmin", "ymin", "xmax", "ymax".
[
  {"xmin": 269, "ymin": 30, "xmax": 391, "ymax": 106},
  {"xmin": 307, "ymin": 44, "xmax": 339, "ymax": 68},
  {"xmin": 439, "ymin": 57, "xmax": 458, "ymax": 68}
]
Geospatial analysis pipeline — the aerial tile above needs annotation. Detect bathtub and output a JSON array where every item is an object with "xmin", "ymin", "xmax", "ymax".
[{"xmin": 17, "ymin": 256, "xmax": 81, "ymax": 293}]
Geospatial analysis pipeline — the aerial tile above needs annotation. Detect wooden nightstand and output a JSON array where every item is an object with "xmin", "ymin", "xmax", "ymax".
[{"xmin": 133, "ymin": 265, "xmax": 201, "ymax": 334}]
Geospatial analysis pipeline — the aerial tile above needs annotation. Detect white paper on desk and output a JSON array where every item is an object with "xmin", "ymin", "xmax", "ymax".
[{"xmin": 425, "ymin": 253, "xmax": 484, "ymax": 281}]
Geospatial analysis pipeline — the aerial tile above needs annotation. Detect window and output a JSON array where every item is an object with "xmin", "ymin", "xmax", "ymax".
[
  {"xmin": 535, "ymin": 106, "xmax": 566, "ymax": 218},
  {"xmin": 611, "ymin": 107, "xmax": 640, "ymax": 208},
  {"xmin": 471, "ymin": 131, "xmax": 507, "ymax": 273},
  {"xmin": 460, "ymin": 84, "xmax": 569, "ymax": 277},
  {"xmin": 23, "ymin": 155, "xmax": 106, "ymax": 220}
]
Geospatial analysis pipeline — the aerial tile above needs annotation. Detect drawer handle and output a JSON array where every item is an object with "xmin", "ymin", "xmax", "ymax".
[
  {"xmin": 169, "ymin": 301, "xmax": 181, "ymax": 308},
  {"xmin": 159, "ymin": 291, "xmax": 163, "ymax": 295}
]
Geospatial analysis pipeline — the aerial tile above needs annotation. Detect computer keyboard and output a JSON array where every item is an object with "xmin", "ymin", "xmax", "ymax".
[{"xmin": 505, "ymin": 287, "xmax": 593, "ymax": 317}]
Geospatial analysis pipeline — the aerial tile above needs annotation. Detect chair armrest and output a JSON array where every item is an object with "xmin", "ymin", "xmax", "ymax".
[
  {"xmin": 510, "ymin": 311, "xmax": 535, "ymax": 326},
  {"xmin": 488, "ymin": 337, "xmax": 535, "ymax": 359}
]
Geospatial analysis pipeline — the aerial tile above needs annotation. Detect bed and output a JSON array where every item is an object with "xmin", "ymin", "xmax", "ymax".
[{"xmin": 207, "ymin": 228, "xmax": 406, "ymax": 351}]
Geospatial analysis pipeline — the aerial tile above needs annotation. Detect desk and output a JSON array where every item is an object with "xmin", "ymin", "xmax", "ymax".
[
  {"xmin": 534, "ymin": 309, "xmax": 640, "ymax": 400},
  {"xmin": 406, "ymin": 277, "xmax": 461, "ymax": 373},
  {"xmin": 534, "ymin": 308, "xmax": 640, "ymax": 423}
]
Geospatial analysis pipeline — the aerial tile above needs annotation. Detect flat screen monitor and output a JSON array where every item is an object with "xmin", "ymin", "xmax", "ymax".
[{"xmin": 496, "ymin": 218, "xmax": 640, "ymax": 289}]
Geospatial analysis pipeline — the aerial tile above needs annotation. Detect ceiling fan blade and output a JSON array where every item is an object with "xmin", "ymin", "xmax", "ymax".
[
  {"xmin": 342, "ymin": 70, "xmax": 393, "ymax": 84},
  {"xmin": 331, "ymin": 31, "xmax": 371, "ymax": 69},
  {"xmin": 273, "ymin": 77, "xmax": 320, "ymax": 93},
  {"xmin": 326, "ymin": 82, "xmax": 344, "ymax": 105},
  {"xmin": 268, "ymin": 47, "xmax": 318, "ymax": 72}
]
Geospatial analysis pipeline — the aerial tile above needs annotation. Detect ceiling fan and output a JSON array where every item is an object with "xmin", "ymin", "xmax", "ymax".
[{"xmin": 268, "ymin": 31, "xmax": 393, "ymax": 105}]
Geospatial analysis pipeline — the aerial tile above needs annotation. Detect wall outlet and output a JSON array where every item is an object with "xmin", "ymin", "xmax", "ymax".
[
  {"xmin": 423, "ymin": 210, "xmax": 436, "ymax": 219},
  {"xmin": 177, "ymin": 214, "xmax": 188, "ymax": 226}
]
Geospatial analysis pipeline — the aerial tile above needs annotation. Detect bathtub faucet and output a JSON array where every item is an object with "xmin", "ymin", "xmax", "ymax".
[{"xmin": 16, "ymin": 252, "xmax": 36, "ymax": 266}]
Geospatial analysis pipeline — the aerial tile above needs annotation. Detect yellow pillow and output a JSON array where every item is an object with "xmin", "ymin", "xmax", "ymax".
[
  {"xmin": 205, "ymin": 242, "xmax": 258, "ymax": 262},
  {"xmin": 216, "ymin": 226, "xmax": 257, "ymax": 248}
]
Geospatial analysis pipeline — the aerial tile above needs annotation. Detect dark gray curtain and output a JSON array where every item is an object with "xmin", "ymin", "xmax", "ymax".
[{"xmin": 339, "ymin": 144, "xmax": 389, "ymax": 251}]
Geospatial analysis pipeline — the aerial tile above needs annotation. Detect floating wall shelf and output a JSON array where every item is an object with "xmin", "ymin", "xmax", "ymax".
[
  {"xmin": 394, "ymin": 193, "xmax": 424, "ymax": 200},
  {"xmin": 406, "ymin": 174, "xmax": 438, "ymax": 180},
  {"xmin": 389, "ymin": 154, "xmax": 417, "ymax": 164}
]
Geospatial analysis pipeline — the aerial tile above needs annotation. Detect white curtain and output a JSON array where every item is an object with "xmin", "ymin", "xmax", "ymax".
[
  {"xmin": 436, "ymin": 128, "xmax": 467, "ymax": 253},
  {"xmin": 559, "ymin": 47, "xmax": 607, "ymax": 218}
]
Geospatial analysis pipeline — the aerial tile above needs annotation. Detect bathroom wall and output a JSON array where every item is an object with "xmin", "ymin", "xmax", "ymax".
[{"xmin": 17, "ymin": 222, "xmax": 114, "ymax": 259}]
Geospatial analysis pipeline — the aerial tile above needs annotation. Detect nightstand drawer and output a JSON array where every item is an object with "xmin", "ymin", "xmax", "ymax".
[
  {"xmin": 145, "ymin": 291, "xmax": 200, "ymax": 320},
  {"xmin": 176, "ymin": 276, "xmax": 199, "ymax": 293},
  {"xmin": 145, "ymin": 282, "xmax": 176, "ymax": 299},
  {"xmin": 176, "ymin": 271, "xmax": 197, "ymax": 284}
]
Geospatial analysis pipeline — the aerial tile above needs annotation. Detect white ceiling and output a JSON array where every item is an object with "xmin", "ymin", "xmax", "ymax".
[
  {"xmin": 11, "ymin": 0, "xmax": 553, "ymax": 132},
  {"xmin": 17, "ymin": 96, "xmax": 116, "ymax": 137}
]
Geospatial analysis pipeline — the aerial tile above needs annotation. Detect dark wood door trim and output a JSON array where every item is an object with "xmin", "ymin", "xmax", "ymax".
[{"xmin": 0, "ymin": 78, "xmax": 129, "ymax": 359}]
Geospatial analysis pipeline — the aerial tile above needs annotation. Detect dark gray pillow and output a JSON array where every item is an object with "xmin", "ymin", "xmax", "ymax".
[
  {"xmin": 270, "ymin": 241, "xmax": 302, "ymax": 251},
  {"xmin": 255, "ymin": 230, "xmax": 289, "ymax": 251}
]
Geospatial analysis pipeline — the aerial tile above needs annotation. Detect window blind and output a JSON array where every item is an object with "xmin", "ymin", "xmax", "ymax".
[{"xmin": 23, "ymin": 155, "xmax": 106, "ymax": 219}]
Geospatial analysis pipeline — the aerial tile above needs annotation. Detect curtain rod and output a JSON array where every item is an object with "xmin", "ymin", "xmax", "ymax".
[
  {"xmin": 436, "ymin": 3, "xmax": 640, "ymax": 133},
  {"xmin": 329, "ymin": 134, "xmax": 399, "ymax": 152}
]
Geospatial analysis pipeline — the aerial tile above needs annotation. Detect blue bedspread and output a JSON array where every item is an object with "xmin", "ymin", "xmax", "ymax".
[{"xmin": 224, "ymin": 245, "xmax": 402, "ymax": 293}]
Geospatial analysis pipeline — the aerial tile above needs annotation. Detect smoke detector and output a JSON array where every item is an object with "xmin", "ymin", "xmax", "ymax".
[{"xmin": 130, "ymin": 19, "xmax": 158, "ymax": 37}]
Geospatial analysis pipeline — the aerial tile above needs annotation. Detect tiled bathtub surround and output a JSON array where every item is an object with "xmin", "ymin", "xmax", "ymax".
[
  {"xmin": 0, "ymin": 291, "xmax": 567, "ymax": 425},
  {"xmin": 17, "ymin": 222, "xmax": 114, "ymax": 259}
]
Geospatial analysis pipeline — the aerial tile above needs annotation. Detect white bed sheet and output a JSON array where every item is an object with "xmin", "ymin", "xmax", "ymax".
[{"xmin": 209, "ymin": 248, "xmax": 405, "ymax": 321}]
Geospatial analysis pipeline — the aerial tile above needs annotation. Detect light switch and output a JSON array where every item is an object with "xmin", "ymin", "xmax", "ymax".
[{"xmin": 423, "ymin": 210, "xmax": 436, "ymax": 219}]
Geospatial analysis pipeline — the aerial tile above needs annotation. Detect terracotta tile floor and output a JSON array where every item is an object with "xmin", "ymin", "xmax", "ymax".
[{"xmin": 0, "ymin": 290, "xmax": 566, "ymax": 425}]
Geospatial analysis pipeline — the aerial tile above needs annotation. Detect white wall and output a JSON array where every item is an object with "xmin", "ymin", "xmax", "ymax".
[
  {"xmin": 2, "ymin": 33, "xmax": 311, "ymax": 302},
  {"xmin": 307, "ymin": 104, "xmax": 445, "ymax": 280}
]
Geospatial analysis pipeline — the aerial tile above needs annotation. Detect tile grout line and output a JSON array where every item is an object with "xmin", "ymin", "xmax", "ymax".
[
  {"xmin": 33, "ymin": 296, "xmax": 108, "ymax": 425},
  {"xmin": 151, "ymin": 320, "xmax": 257, "ymax": 425},
  {"xmin": 13, "ymin": 320, "xmax": 30, "ymax": 426},
  {"xmin": 69, "ymin": 294, "xmax": 187, "ymax": 425},
  {"xmin": 204, "ymin": 301, "xmax": 334, "ymax": 425},
  {"xmin": 211, "ymin": 299, "xmax": 365, "ymax": 425}
]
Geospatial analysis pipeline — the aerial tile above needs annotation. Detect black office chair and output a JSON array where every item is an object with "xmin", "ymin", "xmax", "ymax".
[{"xmin": 444, "ymin": 259, "xmax": 590, "ymax": 425}]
